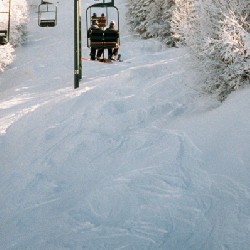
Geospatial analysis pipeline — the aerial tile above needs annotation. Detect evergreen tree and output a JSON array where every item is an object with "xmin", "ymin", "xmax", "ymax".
[
  {"xmin": 127, "ymin": 0, "xmax": 175, "ymax": 45},
  {"xmin": 126, "ymin": 0, "xmax": 250, "ymax": 100}
]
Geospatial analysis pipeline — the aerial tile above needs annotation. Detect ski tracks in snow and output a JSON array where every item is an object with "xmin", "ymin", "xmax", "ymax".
[{"xmin": 1, "ymin": 44, "xmax": 249, "ymax": 249}]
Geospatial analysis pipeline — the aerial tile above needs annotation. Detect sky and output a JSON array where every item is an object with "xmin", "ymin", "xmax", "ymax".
[{"xmin": 0, "ymin": 0, "xmax": 250, "ymax": 249}]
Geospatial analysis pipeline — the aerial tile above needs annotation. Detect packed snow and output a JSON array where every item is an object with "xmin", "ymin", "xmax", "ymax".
[{"xmin": 0, "ymin": 0, "xmax": 250, "ymax": 249}]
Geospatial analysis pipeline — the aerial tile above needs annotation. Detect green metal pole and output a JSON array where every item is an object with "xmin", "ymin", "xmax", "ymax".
[
  {"xmin": 74, "ymin": 0, "xmax": 79, "ymax": 89},
  {"xmin": 79, "ymin": 0, "xmax": 82, "ymax": 79},
  {"xmin": 8, "ymin": 0, "xmax": 11, "ymax": 41}
]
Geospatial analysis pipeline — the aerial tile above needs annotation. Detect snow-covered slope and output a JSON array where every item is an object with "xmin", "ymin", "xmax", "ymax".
[{"xmin": 0, "ymin": 0, "xmax": 250, "ymax": 249}]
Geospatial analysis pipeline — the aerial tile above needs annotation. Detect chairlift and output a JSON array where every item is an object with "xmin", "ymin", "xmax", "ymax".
[
  {"xmin": 0, "ymin": 30, "xmax": 8, "ymax": 45},
  {"xmin": 86, "ymin": 0, "xmax": 120, "ymax": 52},
  {"xmin": 38, "ymin": 1, "xmax": 57, "ymax": 27}
]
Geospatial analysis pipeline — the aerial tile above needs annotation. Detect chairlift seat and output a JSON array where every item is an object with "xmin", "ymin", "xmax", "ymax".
[
  {"xmin": 0, "ymin": 30, "xmax": 8, "ymax": 45},
  {"xmin": 39, "ymin": 19, "xmax": 56, "ymax": 27},
  {"xmin": 90, "ymin": 29, "xmax": 119, "ymax": 49}
]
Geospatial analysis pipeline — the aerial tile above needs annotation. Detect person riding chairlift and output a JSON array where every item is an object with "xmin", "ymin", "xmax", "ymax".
[
  {"xmin": 91, "ymin": 13, "xmax": 98, "ymax": 22},
  {"xmin": 98, "ymin": 13, "xmax": 106, "ymax": 28},
  {"xmin": 89, "ymin": 20, "xmax": 101, "ymax": 60},
  {"xmin": 106, "ymin": 20, "xmax": 119, "ymax": 60}
]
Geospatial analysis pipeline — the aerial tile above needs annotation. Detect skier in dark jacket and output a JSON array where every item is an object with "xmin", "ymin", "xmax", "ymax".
[
  {"xmin": 106, "ymin": 20, "xmax": 119, "ymax": 60},
  {"xmin": 89, "ymin": 20, "xmax": 101, "ymax": 60}
]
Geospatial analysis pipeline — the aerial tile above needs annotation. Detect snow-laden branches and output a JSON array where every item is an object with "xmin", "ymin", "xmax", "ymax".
[
  {"xmin": 0, "ymin": 0, "xmax": 28, "ymax": 72},
  {"xmin": 10, "ymin": 0, "xmax": 28, "ymax": 47},
  {"xmin": 127, "ymin": 0, "xmax": 250, "ymax": 100},
  {"xmin": 127, "ymin": 0, "xmax": 176, "ymax": 46},
  {"xmin": 202, "ymin": 11, "xmax": 250, "ymax": 100},
  {"xmin": 0, "ymin": 44, "xmax": 15, "ymax": 72}
]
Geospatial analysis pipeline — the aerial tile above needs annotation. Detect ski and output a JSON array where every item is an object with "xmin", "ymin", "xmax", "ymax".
[{"xmin": 81, "ymin": 54, "xmax": 123, "ymax": 63}]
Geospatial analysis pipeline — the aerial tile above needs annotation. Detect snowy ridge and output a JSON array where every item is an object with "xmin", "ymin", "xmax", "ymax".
[{"xmin": 0, "ymin": 0, "xmax": 250, "ymax": 249}]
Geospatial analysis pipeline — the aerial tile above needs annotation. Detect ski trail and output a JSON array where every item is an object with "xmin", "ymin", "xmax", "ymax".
[
  {"xmin": 0, "ymin": 33, "xmax": 249, "ymax": 249},
  {"xmin": 0, "ymin": 0, "xmax": 250, "ymax": 249}
]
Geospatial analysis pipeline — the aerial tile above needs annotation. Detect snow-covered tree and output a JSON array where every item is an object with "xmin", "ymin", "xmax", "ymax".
[
  {"xmin": 127, "ymin": 0, "xmax": 250, "ymax": 100},
  {"xmin": 189, "ymin": 0, "xmax": 250, "ymax": 100},
  {"xmin": 127, "ymin": 0, "xmax": 175, "ymax": 45},
  {"xmin": 127, "ymin": 0, "xmax": 152, "ymax": 36},
  {"xmin": 201, "ymin": 9, "xmax": 250, "ymax": 100},
  {"xmin": 170, "ymin": 0, "xmax": 200, "ymax": 47},
  {"xmin": 9, "ymin": 0, "xmax": 28, "ymax": 47},
  {"xmin": 0, "ymin": 0, "xmax": 28, "ymax": 72}
]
